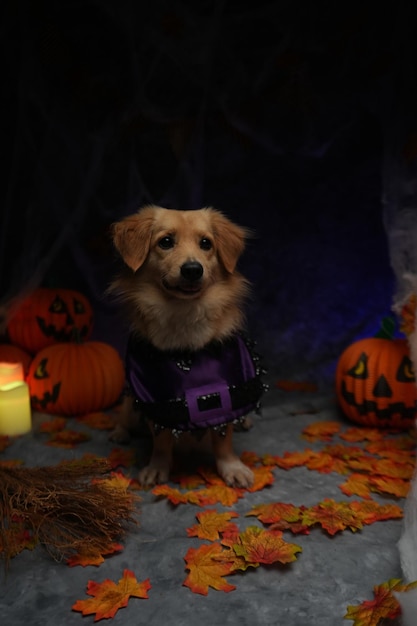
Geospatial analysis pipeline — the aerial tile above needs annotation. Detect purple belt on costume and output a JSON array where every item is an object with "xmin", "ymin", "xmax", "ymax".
[{"xmin": 126, "ymin": 333, "xmax": 264, "ymax": 431}]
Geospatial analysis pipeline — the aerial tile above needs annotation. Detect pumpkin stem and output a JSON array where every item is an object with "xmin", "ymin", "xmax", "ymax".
[{"xmin": 374, "ymin": 315, "xmax": 396, "ymax": 339}]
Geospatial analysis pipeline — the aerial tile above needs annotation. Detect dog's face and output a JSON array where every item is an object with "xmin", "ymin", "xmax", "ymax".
[{"xmin": 112, "ymin": 206, "xmax": 248, "ymax": 300}]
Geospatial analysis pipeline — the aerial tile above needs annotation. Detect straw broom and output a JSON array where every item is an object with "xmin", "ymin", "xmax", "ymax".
[{"xmin": 0, "ymin": 458, "xmax": 139, "ymax": 565}]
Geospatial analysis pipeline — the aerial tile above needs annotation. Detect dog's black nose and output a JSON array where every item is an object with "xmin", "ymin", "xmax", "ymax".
[{"xmin": 180, "ymin": 261, "xmax": 204, "ymax": 281}]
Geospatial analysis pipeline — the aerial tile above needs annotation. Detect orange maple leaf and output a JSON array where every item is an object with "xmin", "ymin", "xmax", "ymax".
[
  {"xmin": 261, "ymin": 453, "xmax": 281, "ymax": 466},
  {"xmin": 273, "ymin": 449, "xmax": 319, "ymax": 469},
  {"xmin": 191, "ymin": 484, "xmax": 245, "ymax": 507},
  {"xmin": 323, "ymin": 443, "xmax": 364, "ymax": 459},
  {"xmin": 127, "ymin": 478, "xmax": 143, "ymax": 491},
  {"xmin": 187, "ymin": 510, "xmax": 239, "ymax": 541},
  {"xmin": 339, "ymin": 427, "xmax": 384, "ymax": 443},
  {"xmin": 152, "ymin": 484, "xmax": 190, "ymax": 505},
  {"xmin": 344, "ymin": 578, "xmax": 417, "ymax": 625},
  {"xmin": 339, "ymin": 474, "xmax": 373, "ymax": 500},
  {"xmin": 246, "ymin": 502, "xmax": 310, "ymax": 534},
  {"xmin": 183, "ymin": 543, "xmax": 237, "ymax": 595},
  {"xmin": 77, "ymin": 412, "xmax": 116, "ymax": 430},
  {"xmin": 211, "ymin": 546, "xmax": 253, "ymax": 572},
  {"xmin": 372, "ymin": 458, "xmax": 415, "ymax": 480},
  {"xmin": 219, "ymin": 523, "xmax": 241, "ymax": 548},
  {"xmin": 107, "ymin": 471, "xmax": 133, "ymax": 490},
  {"xmin": 108, "ymin": 447, "xmax": 136, "ymax": 470},
  {"xmin": 93, "ymin": 471, "xmax": 135, "ymax": 495},
  {"xmin": 246, "ymin": 465, "xmax": 275, "ymax": 492},
  {"xmin": 374, "ymin": 449, "xmax": 416, "ymax": 463},
  {"xmin": 173, "ymin": 473, "xmax": 206, "ymax": 490},
  {"xmin": 246, "ymin": 502, "xmax": 301, "ymax": 525},
  {"xmin": 67, "ymin": 543, "xmax": 123, "ymax": 567},
  {"xmin": 345, "ymin": 456, "xmax": 378, "ymax": 474},
  {"xmin": 301, "ymin": 499, "xmax": 364, "ymax": 535},
  {"xmin": 39, "ymin": 417, "xmax": 67, "ymax": 433},
  {"xmin": 240, "ymin": 450, "xmax": 261, "ymax": 467},
  {"xmin": 72, "ymin": 569, "xmax": 151, "ymax": 621},
  {"xmin": 302, "ymin": 421, "xmax": 341, "ymax": 442},
  {"xmin": 349, "ymin": 501, "xmax": 403, "ymax": 525},
  {"xmin": 233, "ymin": 526, "xmax": 302, "ymax": 565},
  {"xmin": 368, "ymin": 475, "xmax": 410, "ymax": 499},
  {"xmin": 47, "ymin": 430, "xmax": 90, "ymax": 448},
  {"xmin": 196, "ymin": 466, "xmax": 225, "ymax": 485},
  {"xmin": 365, "ymin": 437, "xmax": 416, "ymax": 456},
  {"xmin": 305, "ymin": 451, "xmax": 347, "ymax": 474}
]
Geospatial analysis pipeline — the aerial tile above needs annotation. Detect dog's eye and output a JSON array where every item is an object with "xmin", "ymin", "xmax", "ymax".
[
  {"xmin": 200, "ymin": 238, "xmax": 212, "ymax": 250},
  {"xmin": 158, "ymin": 236, "xmax": 175, "ymax": 249}
]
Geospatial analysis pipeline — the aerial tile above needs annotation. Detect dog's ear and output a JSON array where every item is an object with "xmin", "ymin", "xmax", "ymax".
[
  {"xmin": 210, "ymin": 210, "xmax": 250, "ymax": 273},
  {"xmin": 111, "ymin": 209, "xmax": 155, "ymax": 271}
]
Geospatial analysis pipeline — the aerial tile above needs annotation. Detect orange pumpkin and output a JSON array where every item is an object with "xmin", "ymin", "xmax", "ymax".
[
  {"xmin": 0, "ymin": 344, "xmax": 32, "ymax": 376},
  {"xmin": 335, "ymin": 337, "xmax": 417, "ymax": 429},
  {"xmin": 7, "ymin": 288, "xmax": 94, "ymax": 354},
  {"xmin": 27, "ymin": 340, "xmax": 125, "ymax": 416}
]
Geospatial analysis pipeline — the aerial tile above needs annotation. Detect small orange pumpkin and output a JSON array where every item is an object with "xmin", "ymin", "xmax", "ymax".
[
  {"xmin": 0, "ymin": 344, "xmax": 32, "ymax": 376},
  {"xmin": 7, "ymin": 288, "xmax": 94, "ymax": 354},
  {"xmin": 27, "ymin": 340, "xmax": 125, "ymax": 416},
  {"xmin": 335, "ymin": 337, "xmax": 417, "ymax": 429}
]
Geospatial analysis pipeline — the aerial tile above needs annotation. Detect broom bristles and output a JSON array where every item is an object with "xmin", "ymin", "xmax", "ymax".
[{"xmin": 0, "ymin": 458, "xmax": 139, "ymax": 565}]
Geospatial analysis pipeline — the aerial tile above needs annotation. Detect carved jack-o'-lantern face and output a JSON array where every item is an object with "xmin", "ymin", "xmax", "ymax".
[
  {"xmin": 29, "ymin": 356, "xmax": 61, "ymax": 410},
  {"xmin": 336, "ymin": 337, "xmax": 417, "ymax": 428},
  {"xmin": 7, "ymin": 288, "xmax": 94, "ymax": 354}
]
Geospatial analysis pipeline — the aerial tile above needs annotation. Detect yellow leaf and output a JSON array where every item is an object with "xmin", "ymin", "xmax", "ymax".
[{"xmin": 183, "ymin": 543, "xmax": 236, "ymax": 595}]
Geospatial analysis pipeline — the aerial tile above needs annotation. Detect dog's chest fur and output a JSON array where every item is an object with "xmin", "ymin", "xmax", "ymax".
[{"xmin": 128, "ymin": 278, "xmax": 247, "ymax": 352}]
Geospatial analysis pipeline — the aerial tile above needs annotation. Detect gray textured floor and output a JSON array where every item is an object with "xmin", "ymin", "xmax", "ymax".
[{"xmin": 0, "ymin": 378, "xmax": 407, "ymax": 626}]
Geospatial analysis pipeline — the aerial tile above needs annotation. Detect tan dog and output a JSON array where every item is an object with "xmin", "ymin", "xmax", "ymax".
[{"xmin": 109, "ymin": 205, "xmax": 259, "ymax": 488}]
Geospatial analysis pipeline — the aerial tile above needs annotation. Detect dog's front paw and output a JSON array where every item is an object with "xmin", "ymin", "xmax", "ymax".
[
  {"xmin": 216, "ymin": 458, "xmax": 254, "ymax": 489},
  {"xmin": 138, "ymin": 462, "xmax": 171, "ymax": 487}
]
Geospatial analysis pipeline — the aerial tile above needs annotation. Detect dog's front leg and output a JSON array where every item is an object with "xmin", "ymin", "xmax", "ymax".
[
  {"xmin": 109, "ymin": 395, "xmax": 135, "ymax": 443},
  {"xmin": 211, "ymin": 423, "xmax": 254, "ymax": 488},
  {"xmin": 138, "ymin": 424, "xmax": 174, "ymax": 486}
]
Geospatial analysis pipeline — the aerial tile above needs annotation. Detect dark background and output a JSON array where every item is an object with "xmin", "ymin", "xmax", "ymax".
[{"xmin": 2, "ymin": 1, "xmax": 417, "ymax": 386}]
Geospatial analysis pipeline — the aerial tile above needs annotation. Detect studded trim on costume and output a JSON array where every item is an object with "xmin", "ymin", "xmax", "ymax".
[{"xmin": 126, "ymin": 332, "xmax": 267, "ymax": 433}]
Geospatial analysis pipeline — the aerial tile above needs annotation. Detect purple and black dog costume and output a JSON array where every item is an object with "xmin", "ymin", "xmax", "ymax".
[{"xmin": 126, "ymin": 333, "xmax": 265, "ymax": 434}]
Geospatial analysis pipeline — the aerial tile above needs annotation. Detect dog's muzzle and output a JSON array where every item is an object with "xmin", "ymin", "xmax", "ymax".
[
  {"xmin": 162, "ymin": 261, "xmax": 204, "ymax": 296},
  {"xmin": 180, "ymin": 261, "xmax": 204, "ymax": 282}
]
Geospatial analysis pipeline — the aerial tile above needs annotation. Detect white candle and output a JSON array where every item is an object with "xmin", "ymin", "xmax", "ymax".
[
  {"xmin": 0, "ymin": 381, "xmax": 32, "ymax": 436},
  {"xmin": 0, "ymin": 362, "xmax": 24, "ymax": 386}
]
